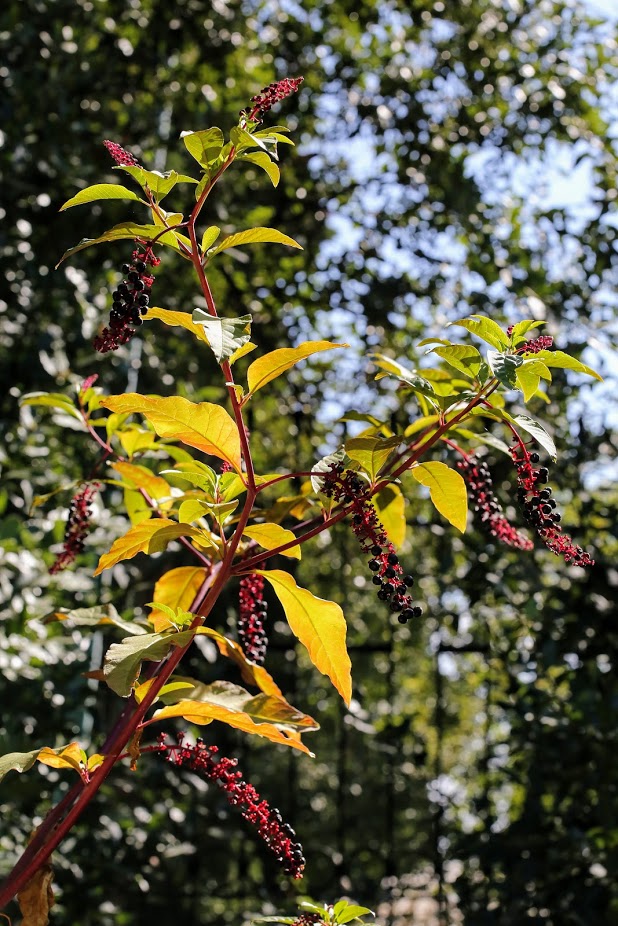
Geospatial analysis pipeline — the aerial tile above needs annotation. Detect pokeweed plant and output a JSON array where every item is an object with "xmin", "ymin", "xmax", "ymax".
[{"xmin": 0, "ymin": 77, "xmax": 603, "ymax": 920}]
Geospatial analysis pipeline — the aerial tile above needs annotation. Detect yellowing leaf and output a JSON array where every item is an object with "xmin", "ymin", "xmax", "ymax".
[
  {"xmin": 152, "ymin": 700, "xmax": 312, "ymax": 754},
  {"xmin": 210, "ymin": 226, "xmax": 303, "ymax": 257},
  {"xmin": 533, "ymin": 349, "xmax": 603, "ymax": 381},
  {"xmin": 111, "ymin": 461, "xmax": 171, "ymax": 502},
  {"xmin": 257, "ymin": 570, "xmax": 351, "ymax": 704},
  {"xmin": 101, "ymin": 393, "xmax": 242, "ymax": 472},
  {"xmin": 198, "ymin": 629, "xmax": 284, "ymax": 698},
  {"xmin": 243, "ymin": 523, "xmax": 301, "ymax": 559},
  {"xmin": 411, "ymin": 462, "xmax": 468, "ymax": 533},
  {"xmin": 144, "ymin": 306, "xmax": 209, "ymax": 343},
  {"xmin": 103, "ymin": 630, "xmax": 195, "ymax": 697},
  {"xmin": 0, "ymin": 750, "xmax": 49, "ymax": 783},
  {"xmin": 246, "ymin": 341, "xmax": 347, "ymax": 398},
  {"xmin": 345, "ymin": 436, "xmax": 401, "ymax": 482},
  {"xmin": 150, "ymin": 566, "xmax": 207, "ymax": 627},
  {"xmin": 87, "ymin": 753, "xmax": 105, "ymax": 772},
  {"xmin": 371, "ymin": 484, "xmax": 406, "ymax": 547},
  {"xmin": 94, "ymin": 518, "xmax": 208, "ymax": 576}
]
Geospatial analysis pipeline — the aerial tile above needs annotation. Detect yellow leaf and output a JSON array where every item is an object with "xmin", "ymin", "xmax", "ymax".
[
  {"xmin": 111, "ymin": 461, "xmax": 172, "ymax": 502},
  {"xmin": 118, "ymin": 428, "xmax": 156, "ymax": 457},
  {"xmin": 144, "ymin": 306, "xmax": 209, "ymax": 343},
  {"xmin": 257, "ymin": 570, "xmax": 351, "ymax": 705},
  {"xmin": 372, "ymin": 484, "xmax": 406, "ymax": 547},
  {"xmin": 246, "ymin": 341, "xmax": 347, "ymax": 398},
  {"xmin": 87, "ymin": 753, "xmax": 105, "ymax": 771},
  {"xmin": 36, "ymin": 743, "xmax": 84, "ymax": 775},
  {"xmin": 94, "ymin": 518, "xmax": 208, "ymax": 576},
  {"xmin": 153, "ymin": 700, "xmax": 312, "ymax": 754},
  {"xmin": 229, "ymin": 340, "xmax": 258, "ymax": 364},
  {"xmin": 150, "ymin": 566, "xmax": 207, "ymax": 625},
  {"xmin": 101, "ymin": 394, "xmax": 242, "ymax": 473},
  {"xmin": 243, "ymin": 522, "xmax": 301, "ymax": 559},
  {"xmin": 200, "ymin": 630, "xmax": 284, "ymax": 698},
  {"xmin": 411, "ymin": 461, "xmax": 468, "ymax": 533}
]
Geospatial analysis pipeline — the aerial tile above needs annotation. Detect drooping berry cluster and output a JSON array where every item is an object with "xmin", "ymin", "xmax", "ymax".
[
  {"xmin": 457, "ymin": 454, "xmax": 533, "ymax": 551},
  {"xmin": 238, "ymin": 574, "xmax": 269, "ymax": 665},
  {"xmin": 157, "ymin": 733, "xmax": 305, "ymax": 878},
  {"xmin": 94, "ymin": 245, "xmax": 160, "ymax": 353},
  {"xmin": 49, "ymin": 483, "xmax": 100, "ymax": 574},
  {"xmin": 241, "ymin": 77, "xmax": 304, "ymax": 123},
  {"xmin": 521, "ymin": 335, "xmax": 554, "ymax": 354},
  {"xmin": 322, "ymin": 464, "xmax": 422, "ymax": 624},
  {"xmin": 103, "ymin": 139, "xmax": 140, "ymax": 167},
  {"xmin": 511, "ymin": 444, "xmax": 594, "ymax": 567}
]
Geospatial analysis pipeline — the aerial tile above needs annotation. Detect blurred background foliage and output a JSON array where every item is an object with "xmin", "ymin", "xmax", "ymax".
[{"xmin": 1, "ymin": 0, "xmax": 617, "ymax": 923}]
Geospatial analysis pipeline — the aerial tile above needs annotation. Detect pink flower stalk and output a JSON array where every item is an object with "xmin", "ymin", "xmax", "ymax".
[
  {"xmin": 103, "ymin": 140, "xmax": 140, "ymax": 167},
  {"xmin": 241, "ymin": 77, "xmax": 304, "ymax": 124},
  {"xmin": 238, "ymin": 574, "xmax": 269, "ymax": 665},
  {"xmin": 94, "ymin": 244, "xmax": 160, "ymax": 353},
  {"xmin": 511, "ymin": 442, "xmax": 594, "ymax": 567},
  {"xmin": 49, "ymin": 483, "xmax": 100, "ymax": 574},
  {"xmin": 521, "ymin": 335, "xmax": 554, "ymax": 354},
  {"xmin": 158, "ymin": 733, "xmax": 305, "ymax": 878},
  {"xmin": 457, "ymin": 454, "xmax": 533, "ymax": 551},
  {"xmin": 322, "ymin": 464, "xmax": 422, "ymax": 623}
]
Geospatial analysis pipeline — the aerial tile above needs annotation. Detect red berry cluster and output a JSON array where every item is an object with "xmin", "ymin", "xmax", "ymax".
[
  {"xmin": 293, "ymin": 916, "xmax": 326, "ymax": 925},
  {"xmin": 103, "ymin": 139, "xmax": 140, "ymax": 167},
  {"xmin": 238, "ymin": 574, "xmax": 269, "ymax": 665},
  {"xmin": 241, "ymin": 77, "xmax": 304, "ymax": 123},
  {"xmin": 511, "ymin": 445, "xmax": 594, "ymax": 567},
  {"xmin": 322, "ymin": 465, "xmax": 422, "ymax": 624},
  {"xmin": 521, "ymin": 335, "xmax": 554, "ymax": 354},
  {"xmin": 49, "ymin": 483, "xmax": 100, "ymax": 574},
  {"xmin": 457, "ymin": 454, "xmax": 533, "ymax": 551},
  {"xmin": 157, "ymin": 733, "xmax": 305, "ymax": 878},
  {"xmin": 94, "ymin": 246, "xmax": 160, "ymax": 353}
]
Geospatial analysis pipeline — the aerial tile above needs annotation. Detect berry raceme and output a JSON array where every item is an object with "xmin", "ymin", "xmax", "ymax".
[
  {"xmin": 103, "ymin": 139, "xmax": 140, "ymax": 167},
  {"xmin": 456, "ymin": 454, "xmax": 533, "ymax": 551},
  {"xmin": 238, "ymin": 574, "xmax": 269, "ymax": 665},
  {"xmin": 510, "ymin": 443, "xmax": 594, "ymax": 567},
  {"xmin": 322, "ymin": 464, "xmax": 422, "ymax": 624},
  {"xmin": 49, "ymin": 483, "xmax": 100, "ymax": 574},
  {"xmin": 157, "ymin": 733, "xmax": 305, "ymax": 878},
  {"xmin": 94, "ymin": 245, "xmax": 160, "ymax": 353},
  {"xmin": 240, "ymin": 76, "xmax": 304, "ymax": 124}
]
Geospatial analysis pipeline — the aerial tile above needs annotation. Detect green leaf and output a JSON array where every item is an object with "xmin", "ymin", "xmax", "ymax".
[
  {"xmin": 370, "ymin": 354, "xmax": 439, "ymax": 406},
  {"xmin": 60, "ymin": 183, "xmax": 144, "ymax": 211},
  {"xmin": 182, "ymin": 127, "xmax": 225, "ymax": 168},
  {"xmin": 101, "ymin": 394, "xmax": 242, "ymax": 473},
  {"xmin": 246, "ymin": 340, "xmax": 345, "ymax": 398},
  {"xmin": 487, "ymin": 350, "xmax": 524, "ymax": 389},
  {"xmin": 411, "ymin": 461, "xmax": 468, "ymax": 532},
  {"xmin": 191, "ymin": 311, "xmax": 253, "ymax": 364},
  {"xmin": 119, "ymin": 166, "xmax": 197, "ymax": 201},
  {"xmin": 103, "ymin": 630, "xmax": 194, "ymax": 697},
  {"xmin": 209, "ymin": 227, "xmax": 302, "ymax": 258},
  {"xmin": 335, "ymin": 904, "xmax": 374, "ymax": 924},
  {"xmin": 258, "ymin": 570, "xmax": 352, "ymax": 705},
  {"xmin": 238, "ymin": 151, "xmax": 280, "ymax": 187},
  {"xmin": 200, "ymin": 226, "xmax": 221, "ymax": 252},
  {"xmin": 431, "ymin": 345, "xmax": 483, "ymax": 379},
  {"xmin": 56, "ymin": 222, "xmax": 179, "ymax": 267},
  {"xmin": 20, "ymin": 392, "xmax": 83, "ymax": 422},
  {"xmin": 0, "ymin": 750, "xmax": 46, "ymax": 783},
  {"xmin": 160, "ymin": 461, "xmax": 217, "ymax": 494},
  {"xmin": 449, "ymin": 315, "xmax": 510, "ymax": 351},
  {"xmin": 42, "ymin": 604, "xmax": 147, "ymax": 636},
  {"xmin": 512, "ymin": 414, "xmax": 557, "ymax": 461},
  {"xmin": 509, "ymin": 319, "xmax": 545, "ymax": 345},
  {"xmin": 452, "ymin": 428, "xmax": 511, "ymax": 456},
  {"xmin": 515, "ymin": 360, "xmax": 551, "ymax": 403},
  {"xmin": 230, "ymin": 125, "xmax": 269, "ymax": 153},
  {"xmin": 345, "ymin": 436, "xmax": 401, "ymax": 482},
  {"xmin": 532, "ymin": 349, "xmax": 603, "ymax": 381}
]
